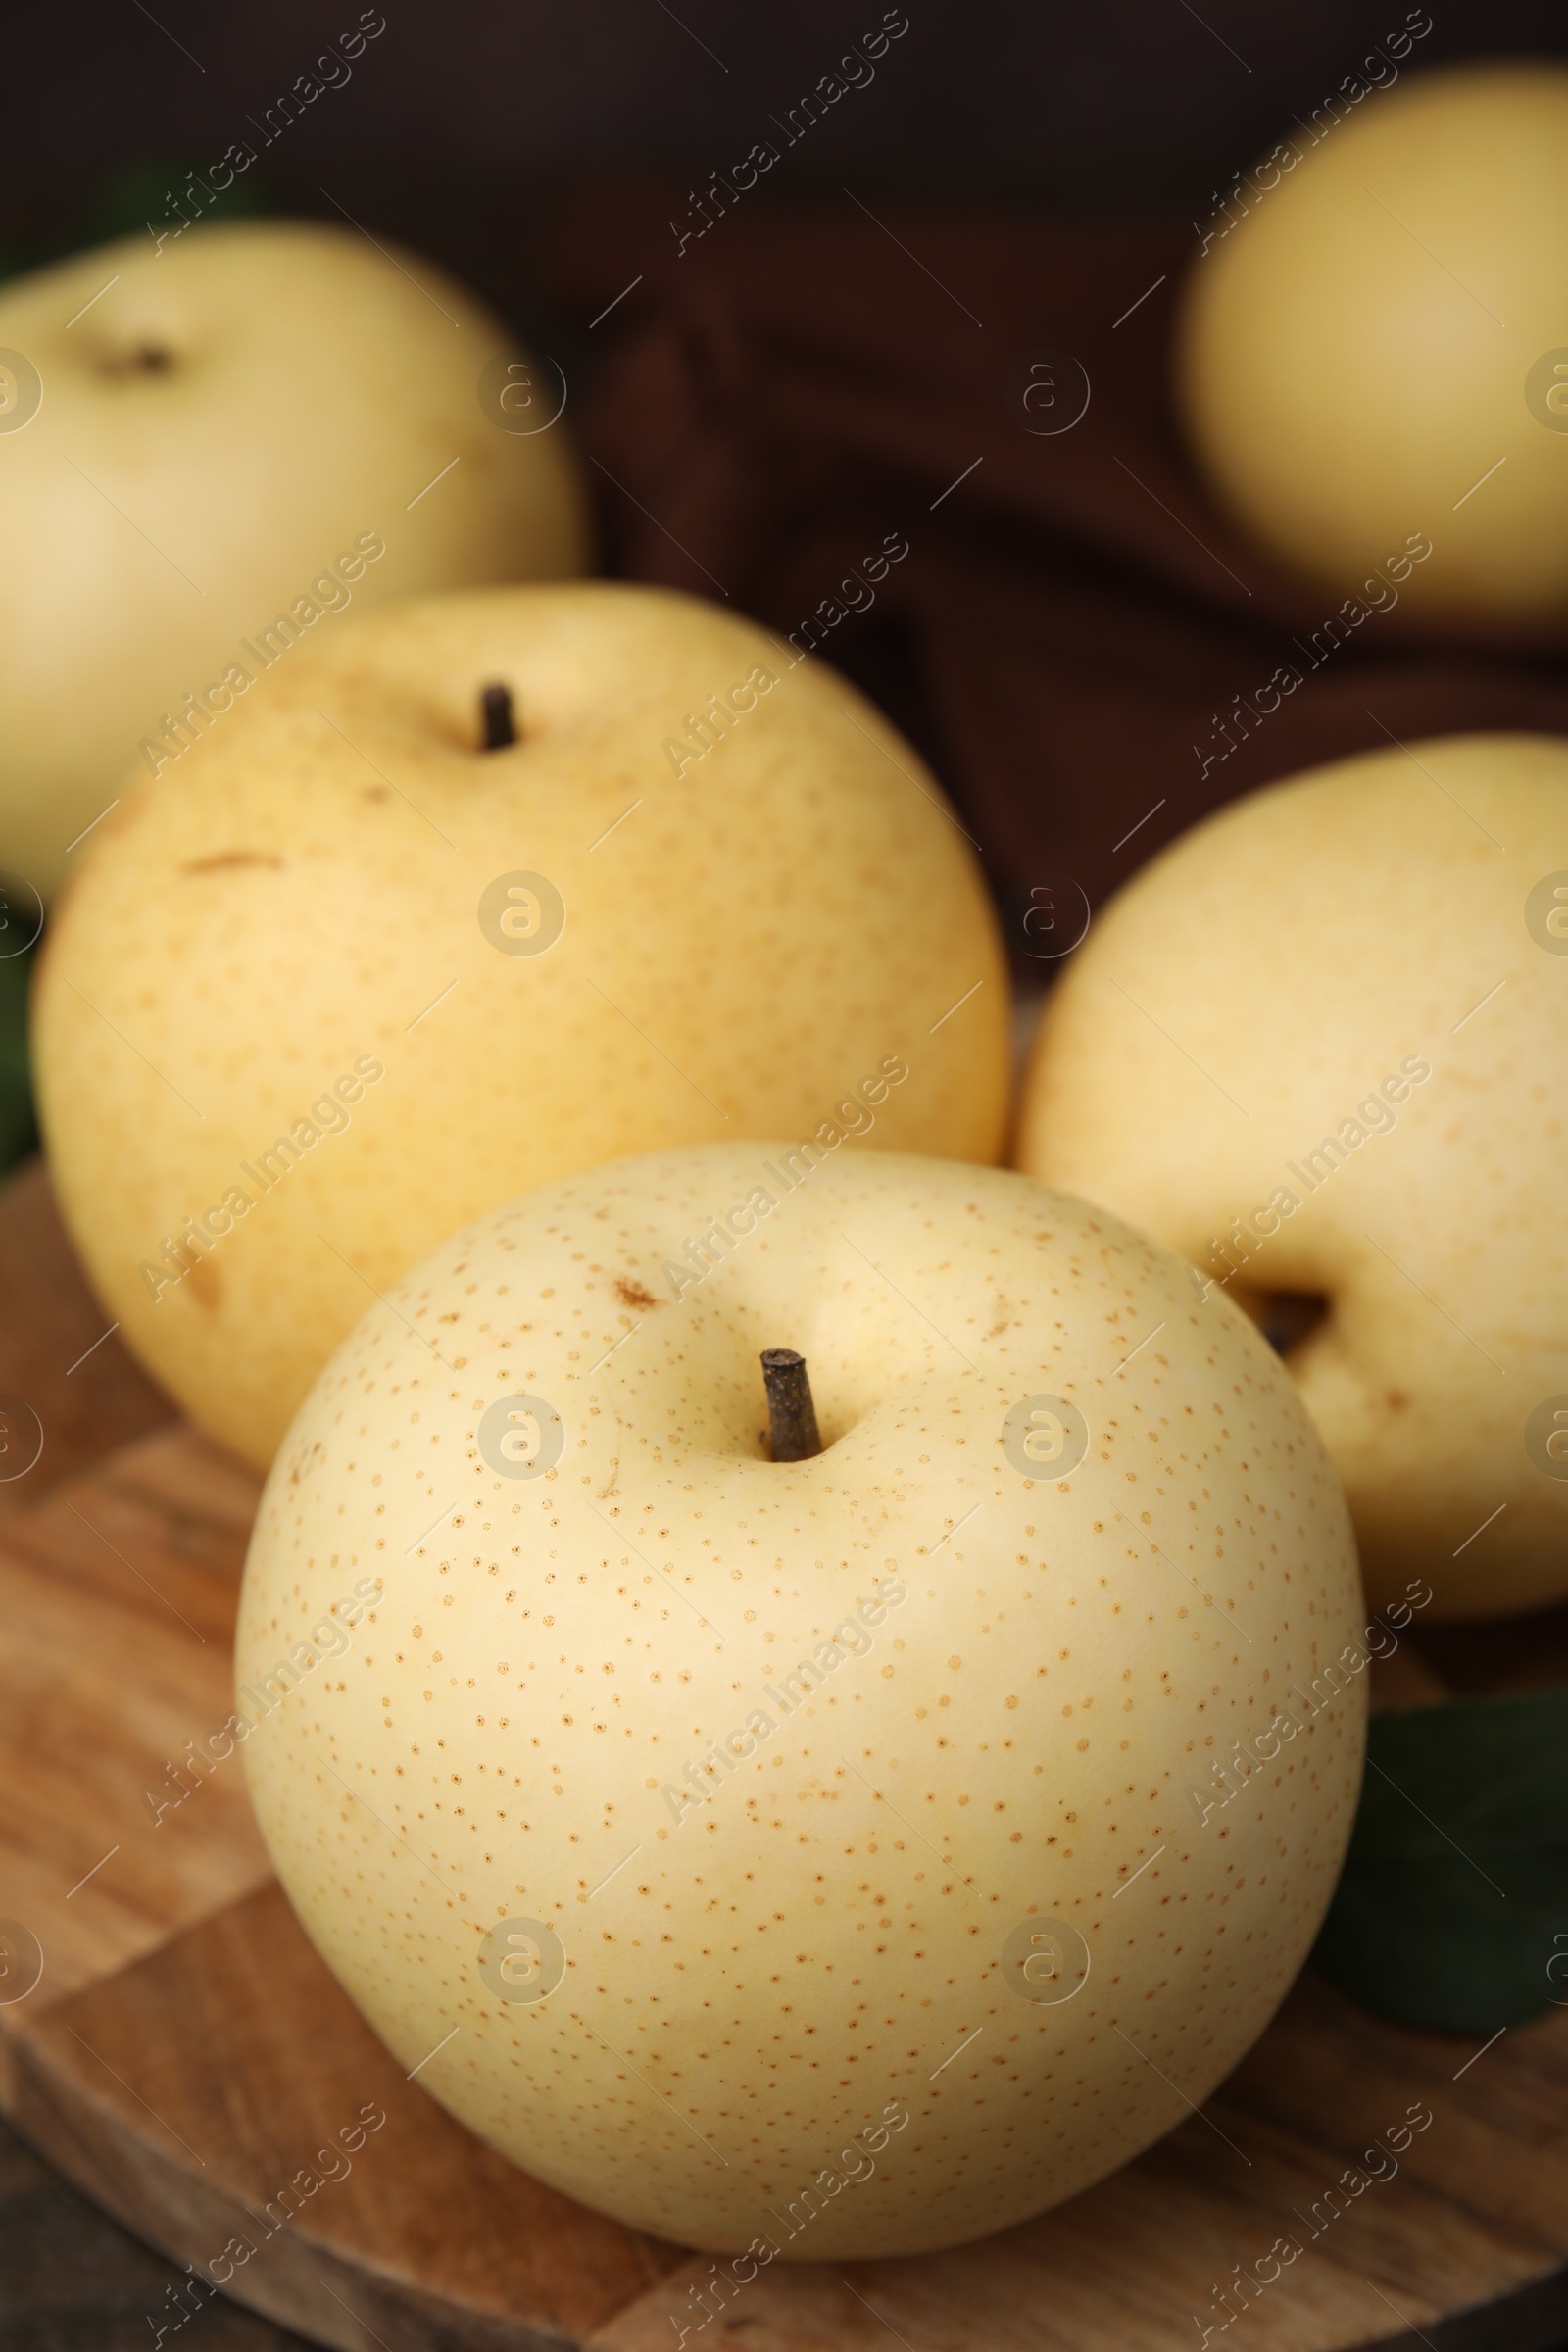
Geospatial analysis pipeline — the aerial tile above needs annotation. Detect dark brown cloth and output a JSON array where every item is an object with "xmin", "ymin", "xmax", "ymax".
[{"xmin": 544, "ymin": 190, "xmax": 1568, "ymax": 960}]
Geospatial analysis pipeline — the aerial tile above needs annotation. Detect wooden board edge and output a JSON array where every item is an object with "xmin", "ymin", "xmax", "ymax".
[
  {"xmin": 1407, "ymin": 2263, "xmax": 1568, "ymax": 2352},
  {"xmin": 4, "ymin": 2019, "xmax": 589, "ymax": 2352}
]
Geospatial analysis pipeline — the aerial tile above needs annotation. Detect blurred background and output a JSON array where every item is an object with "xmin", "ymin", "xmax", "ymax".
[{"xmin": 10, "ymin": 0, "xmax": 1568, "ymax": 238}]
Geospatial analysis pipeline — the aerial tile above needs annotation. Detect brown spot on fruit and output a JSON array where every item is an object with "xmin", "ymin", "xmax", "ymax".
[
  {"xmin": 288, "ymin": 1439, "xmax": 325, "ymax": 1489},
  {"xmin": 98, "ymin": 342, "xmax": 173, "ymax": 376},
  {"xmin": 179, "ymin": 851, "xmax": 284, "ymax": 875},
  {"xmin": 184, "ymin": 1252, "xmax": 222, "ymax": 1311},
  {"xmin": 614, "ymin": 1276, "xmax": 659, "ymax": 1309}
]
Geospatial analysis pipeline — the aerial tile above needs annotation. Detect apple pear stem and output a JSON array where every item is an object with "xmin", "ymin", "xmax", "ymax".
[
  {"xmin": 760, "ymin": 1348, "xmax": 821, "ymax": 1462},
  {"xmin": 480, "ymin": 683, "xmax": 515, "ymax": 751}
]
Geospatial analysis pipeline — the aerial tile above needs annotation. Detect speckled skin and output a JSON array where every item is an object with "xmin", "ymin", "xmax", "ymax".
[
  {"xmin": 1018, "ymin": 735, "xmax": 1568, "ymax": 1620},
  {"xmin": 35, "ymin": 584, "xmax": 1008, "ymax": 1472},
  {"xmin": 236, "ymin": 1146, "xmax": 1363, "ymax": 2259},
  {"xmin": 0, "ymin": 220, "xmax": 590, "ymax": 898}
]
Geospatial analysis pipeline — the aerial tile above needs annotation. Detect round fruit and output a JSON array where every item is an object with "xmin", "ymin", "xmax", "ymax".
[
  {"xmin": 236, "ymin": 1144, "xmax": 1364, "ymax": 2258},
  {"xmin": 35, "ymin": 584, "xmax": 1008, "ymax": 1471},
  {"xmin": 0, "ymin": 220, "xmax": 588, "ymax": 897},
  {"xmin": 1177, "ymin": 63, "xmax": 1568, "ymax": 633},
  {"xmin": 1018, "ymin": 733, "xmax": 1568, "ymax": 1619}
]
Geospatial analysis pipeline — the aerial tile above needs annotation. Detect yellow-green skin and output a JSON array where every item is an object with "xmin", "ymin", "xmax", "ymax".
[
  {"xmin": 235, "ymin": 1145, "xmax": 1363, "ymax": 2259},
  {"xmin": 1018, "ymin": 735, "xmax": 1568, "ymax": 1621},
  {"xmin": 34, "ymin": 584, "xmax": 1009, "ymax": 1472},
  {"xmin": 1177, "ymin": 62, "xmax": 1568, "ymax": 632},
  {"xmin": 0, "ymin": 220, "xmax": 589, "ymax": 898}
]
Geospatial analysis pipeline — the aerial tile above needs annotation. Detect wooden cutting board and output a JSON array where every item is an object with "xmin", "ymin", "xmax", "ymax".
[{"xmin": 2, "ymin": 1154, "xmax": 1566, "ymax": 2352}]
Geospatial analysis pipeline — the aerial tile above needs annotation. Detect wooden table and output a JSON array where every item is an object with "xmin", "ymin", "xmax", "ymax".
[{"xmin": 2, "ymin": 1156, "xmax": 1565, "ymax": 2352}]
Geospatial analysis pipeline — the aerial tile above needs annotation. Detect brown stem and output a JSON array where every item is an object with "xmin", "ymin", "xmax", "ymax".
[
  {"xmin": 760, "ymin": 1348, "xmax": 821, "ymax": 1461},
  {"xmin": 480, "ymin": 683, "xmax": 515, "ymax": 750}
]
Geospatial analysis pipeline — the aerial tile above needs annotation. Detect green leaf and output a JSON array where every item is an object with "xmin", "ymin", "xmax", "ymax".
[
  {"xmin": 72, "ymin": 158, "xmax": 274, "ymax": 253},
  {"xmin": 1313, "ymin": 1687, "xmax": 1568, "ymax": 2034},
  {"xmin": 0, "ymin": 936, "xmax": 36, "ymax": 1179},
  {"xmin": 0, "ymin": 158, "xmax": 274, "ymax": 287}
]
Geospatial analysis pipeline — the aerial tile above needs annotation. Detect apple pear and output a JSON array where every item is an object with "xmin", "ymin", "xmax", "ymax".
[
  {"xmin": 1017, "ymin": 733, "xmax": 1568, "ymax": 1620},
  {"xmin": 1177, "ymin": 63, "xmax": 1568, "ymax": 633},
  {"xmin": 0, "ymin": 220, "xmax": 589, "ymax": 898},
  {"xmin": 34, "ymin": 583, "xmax": 1009, "ymax": 1474},
  {"xmin": 234, "ymin": 1143, "xmax": 1364, "ymax": 2259}
]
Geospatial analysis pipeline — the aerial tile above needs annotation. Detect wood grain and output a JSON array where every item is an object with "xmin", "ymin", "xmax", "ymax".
[
  {"xmin": 0, "ymin": 1425, "xmax": 272, "ymax": 2030},
  {"xmin": 0, "ymin": 2109, "xmax": 313, "ymax": 2350},
  {"xmin": 9, "ymin": 1881, "xmax": 684, "ymax": 2351},
  {"xmin": 0, "ymin": 1157, "xmax": 173, "ymax": 1516},
  {"xmin": 1, "ymin": 1158, "xmax": 1565, "ymax": 2352}
]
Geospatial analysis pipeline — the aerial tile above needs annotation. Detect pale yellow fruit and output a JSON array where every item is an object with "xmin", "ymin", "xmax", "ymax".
[
  {"xmin": 0, "ymin": 220, "xmax": 589, "ymax": 899},
  {"xmin": 1177, "ymin": 62, "xmax": 1568, "ymax": 632},
  {"xmin": 35, "ymin": 584, "xmax": 1008, "ymax": 1474},
  {"xmin": 1017, "ymin": 734, "xmax": 1568, "ymax": 1620},
  {"xmin": 235, "ymin": 1144, "xmax": 1364, "ymax": 2259}
]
